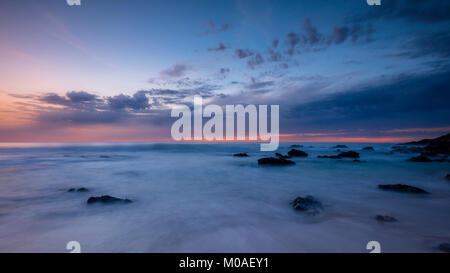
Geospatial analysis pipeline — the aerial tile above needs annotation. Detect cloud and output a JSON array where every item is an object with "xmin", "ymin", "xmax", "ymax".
[
  {"xmin": 247, "ymin": 53, "xmax": 264, "ymax": 69},
  {"xmin": 107, "ymin": 91, "xmax": 150, "ymax": 111},
  {"xmin": 235, "ymin": 49, "xmax": 254, "ymax": 59},
  {"xmin": 159, "ymin": 64, "xmax": 191, "ymax": 78},
  {"xmin": 245, "ymin": 79, "xmax": 274, "ymax": 90},
  {"xmin": 302, "ymin": 18, "xmax": 322, "ymax": 45},
  {"xmin": 201, "ymin": 21, "xmax": 232, "ymax": 36},
  {"xmin": 208, "ymin": 42, "xmax": 228, "ymax": 51},
  {"xmin": 396, "ymin": 31, "xmax": 450, "ymax": 59}
]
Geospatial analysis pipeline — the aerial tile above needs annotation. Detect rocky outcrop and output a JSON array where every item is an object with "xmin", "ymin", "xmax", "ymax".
[
  {"xmin": 378, "ymin": 184, "xmax": 428, "ymax": 194},
  {"xmin": 318, "ymin": 151, "xmax": 360, "ymax": 159},
  {"xmin": 446, "ymin": 174, "xmax": 450, "ymax": 181},
  {"xmin": 275, "ymin": 153, "xmax": 290, "ymax": 159},
  {"xmin": 332, "ymin": 145, "xmax": 348, "ymax": 149},
  {"xmin": 287, "ymin": 149, "xmax": 308, "ymax": 157},
  {"xmin": 407, "ymin": 155, "xmax": 432, "ymax": 162},
  {"xmin": 68, "ymin": 187, "xmax": 89, "ymax": 192},
  {"xmin": 87, "ymin": 195, "xmax": 132, "ymax": 204},
  {"xmin": 258, "ymin": 157, "xmax": 295, "ymax": 166},
  {"xmin": 233, "ymin": 153, "xmax": 249, "ymax": 157},
  {"xmin": 289, "ymin": 144, "xmax": 303, "ymax": 148},
  {"xmin": 397, "ymin": 133, "xmax": 450, "ymax": 155},
  {"xmin": 291, "ymin": 195, "xmax": 322, "ymax": 214},
  {"xmin": 375, "ymin": 215, "xmax": 397, "ymax": 222},
  {"xmin": 362, "ymin": 146, "xmax": 374, "ymax": 151}
]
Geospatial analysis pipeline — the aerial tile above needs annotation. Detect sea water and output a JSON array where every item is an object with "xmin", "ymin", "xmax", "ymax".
[{"xmin": 0, "ymin": 143, "xmax": 449, "ymax": 252}]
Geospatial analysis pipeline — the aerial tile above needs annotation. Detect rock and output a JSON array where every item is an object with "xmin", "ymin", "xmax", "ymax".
[
  {"xmin": 87, "ymin": 195, "xmax": 132, "ymax": 204},
  {"xmin": 68, "ymin": 187, "xmax": 88, "ymax": 192},
  {"xmin": 99, "ymin": 155, "xmax": 111, "ymax": 158},
  {"xmin": 375, "ymin": 215, "xmax": 397, "ymax": 222},
  {"xmin": 275, "ymin": 153, "xmax": 290, "ymax": 159},
  {"xmin": 438, "ymin": 243, "xmax": 450, "ymax": 252},
  {"xmin": 287, "ymin": 149, "xmax": 308, "ymax": 157},
  {"xmin": 233, "ymin": 153, "xmax": 249, "ymax": 157},
  {"xmin": 318, "ymin": 155, "xmax": 341, "ymax": 159},
  {"xmin": 291, "ymin": 195, "xmax": 322, "ymax": 214},
  {"xmin": 446, "ymin": 174, "xmax": 450, "ymax": 180},
  {"xmin": 289, "ymin": 144, "xmax": 303, "ymax": 148},
  {"xmin": 407, "ymin": 155, "xmax": 432, "ymax": 162},
  {"xmin": 400, "ymin": 139, "xmax": 433, "ymax": 146},
  {"xmin": 378, "ymin": 184, "xmax": 429, "ymax": 194},
  {"xmin": 338, "ymin": 151, "xmax": 360, "ymax": 158},
  {"xmin": 258, "ymin": 157, "xmax": 295, "ymax": 166},
  {"xmin": 423, "ymin": 133, "xmax": 450, "ymax": 155},
  {"xmin": 362, "ymin": 146, "xmax": 374, "ymax": 151},
  {"xmin": 332, "ymin": 145, "xmax": 348, "ymax": 149}
]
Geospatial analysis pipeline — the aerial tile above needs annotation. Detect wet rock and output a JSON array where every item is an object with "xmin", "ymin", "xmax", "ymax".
[
  {"xmin": 407, "ymin": 155, "xmax": 432, "ymax": 162},
  {"xmin": 291, "ymin": 195, "xmax": 322, "ymax": 214},
  {"xmin": 446, "ymin": 174, "xmax": 450, "ymax": 181},
  {"xmin": 423, "ymin": 133, "xmax": 450, "ymax": 155},
  {"xmin": 362, "ymin": 146, "xmax": 374, "ymax": 151},
  {"xmin": 68, "ymin": 187, "xmax": 89, "ymax": 192},
  {"xmin": 87, "ymin": 195, "xmax": 132, "ymax": 204},
  {"xmin": 378, "ymin": 184, "xmax": 429, "ymax": 194},
  {"xmin": 332, "ymin": 145, "xmax": 348, "ymax": 149},
  {"xmin": 258, "ymin": 157, "xmax": 295, "ymax": 166},
  {"xmin": 287, "ymin": 149, "xmax": 308, "ymax": 157},
  {"xmin": 318, "ymin": 155, "xmax": 341, "ymax": 159},
  {"xmin": 275, "ymin": 153, "xmax": 290, "ymax": 159},
  {"xmin": 375, "ymin": 215, "xmax": 397, "ymax": 223},
  {"xmin": 438, "ymin": 243, "xmax": 450, "ymax": 252},
  {"xmin": 233, "ymin": 153, "xmax": 249, "ymax": 157},
  {"xmin": 338, "ymin": 151, "xmax": 360, "ymax": 158},
  {"xmin": 289, "ymin": 144, "xmax": 303, "ymax": 148}
]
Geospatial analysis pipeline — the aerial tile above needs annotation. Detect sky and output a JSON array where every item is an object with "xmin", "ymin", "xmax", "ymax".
[{"xmin": 0, "ymin": 0, "xmax": 449, "ymax": 142}]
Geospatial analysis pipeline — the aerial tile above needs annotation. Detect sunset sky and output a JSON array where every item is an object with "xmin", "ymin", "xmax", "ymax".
[{"xmin": 0, "ymin": 0, "xmax": 449, "ymax": 142}]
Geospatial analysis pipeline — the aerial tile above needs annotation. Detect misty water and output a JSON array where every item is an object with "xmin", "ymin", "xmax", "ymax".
[{"xmin": 0, "ymin": 143, "xmax": 449, "ymax": 252}]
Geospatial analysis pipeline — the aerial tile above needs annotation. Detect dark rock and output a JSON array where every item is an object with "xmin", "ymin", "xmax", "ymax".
[
  {"xmin": 258, "ymin": 157, "xmax": 295, "ymax": 166},
  {"xmin": 318, "ymin": 155, "xmax": 341, "ymax": 159},
  {"xmin": 407, "ymin": 155, "xmax": 432, "ymax": 162},
  {"xmin": 87, "ymin": 195, "xmax": 132, "ymax": 204},
  {"xmin": 438, "ymin": 243, "xmax": 450, "ymax": 252},
  {"xmin": 275, "ymin": 153, "xmax": 290, "ymax": 159},
  {"xmin": 423, "ymin": 133, "xmax": 450, "ymax": 155},
  {"xmin": 291, "ymin": 195, "xmax": 322, "ymax": 214},
  {"xmin": 233, "ymin": 153, "xmax": 249, "ymax": 157},
  {"xmin": 68, "ymin": 187, "xmax": 89, "ymax": 192},
  {"xmin": 332, "ymin": 145, "xmax": 348, "ymax": 149},
  {"xmin": 289, "ymin": 144, "xmax": 303, "ymax": 148},
  {"xmin": 338, "ymin": 151, "xmax": 360, "ymax": 158},
  {"xmin": 287, "ymin": 149, "xmax": 308, "ymax": 157},
  {"xmin": 99, "ymin": 155, "xmax": 111, "ymax": 158},
  {"xmin": 400, "ymin": 139, "xmax": 433, "ymax": 146},
  {"xmin": 362, "ymin": 146, "xmax": 374, "ymax": 151},
  {"xmin": 391, "ymin": 145, "xmax": 424, "ymax": 154},
  {"xmin": 446, "ymin": 174, "xmax": 450, "ymax": 180},
  {"xmin": 378, "ymin": 184, "xmax": 429, "ymax": 194},
  {"xmin": 375, "ymin": 215, "xmax": 397, "ymax": 222}
]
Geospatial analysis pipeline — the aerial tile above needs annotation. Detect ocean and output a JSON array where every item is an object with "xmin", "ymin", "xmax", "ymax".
[{"xmin": 0, "ymin": 142, "xmax": 449, "ymax": 252}]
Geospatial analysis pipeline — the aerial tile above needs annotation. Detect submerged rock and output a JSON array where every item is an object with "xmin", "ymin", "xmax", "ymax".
[
  {"xmin": 375, "ymin": 215, "xmax": 397, "ymax": 223},
  {"xmin": 362, "ymin": 146, "xmax": 374, "ymax": 151},
  {"xmin": 378, "ymin": 184, "xmax": 429, "ymax": 194},
  {"xmin": 332, "ymin": 145, "xmax": 348, "ymax": 149},
  {"xmin": 275, "ymin": 153, "xmax": 290, "ymax": 159},
  {"xmin": 407, "ymin": 155, "xmax": 432, "ymax": 162},
  {"xmin": 338, "ymin": 151, "xmax": 360, "ymax": 158},
  {"xmin": 291, "ymin": 195, "xmax": 322, "ymax": 214},
  {"xmin": 287, "ymin": 149, "xmax": 308, "ymax": 157},
  {"xmin": 68, "ymin": 187, "xmax": 89, "ymax": 192},
  {"xmin": 258, "ymin": 157, "xmax": 295, "ymax": 166},
  {"xmin": 87, "ymin": 195, "xmax": 132, "ymax": 204},
  {"xmin": 233, "ymin": 153, "xmax": 249, "ymax": 157},
  {"xmin": 289, "ymin": 144, "xmax": 303, "ymax": 148}
]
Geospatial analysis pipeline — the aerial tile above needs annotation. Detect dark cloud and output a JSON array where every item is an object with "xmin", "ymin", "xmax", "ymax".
[
  {"xmin": 235, "ymin": 49, "xmax": 254, "ymax": 59},
  {"xmin": 208, "ymin": 42, "xmax": 228, "ymax": 51},
  {"xmin": 396, "ymin": 31, "xmax": 450, "ymax": 59},
  {"xmin": 245, "ymin": 79, "xmax": 274, "ymax": 90},
  {"xmin": 107, "ymin": 91, "xmax": 150, "ymax": 111},
  {"xmin": 39, "ymin": 91, "xmax": 99, "ymax": 109},
  {"xmin": 285, "ymin": 32, "xmax": 300, "ymax": 55},
  {"xmin": 302, "ymin": 18, "xmax": 322, "ymax": 45},
  {"xmin": 247, "ymin": 53, "xmax": 264, "ymax": 69},
  {"xmin": 219, "ymin": 68, "xmax": 230, "ymax": 74},
  {"xmin": 66, "ymin": 91, "xmax": 97, "ymax": 103},
  {"xmin": 201, "ymin": 21, "xmax": 232, "ymax": 36},
  {"xmin": 332, "ymin": 26, "xmax": 349, "ymax": 44},
  {"xmin": 285, "ymin": 72, "xmax": 450, "ymax": 131},
  {"xmin": 159, "ymin": 64, "xmax": 191, "ymax": 78},
  {"xmin": 352, "ymin": 0, "xmax": 450, "ymax": 23}
]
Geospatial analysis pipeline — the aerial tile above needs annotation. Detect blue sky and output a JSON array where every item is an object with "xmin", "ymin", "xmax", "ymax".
[{"xmin": 0, "ymin": 0, "xmax": 449, "ymax": 142}]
